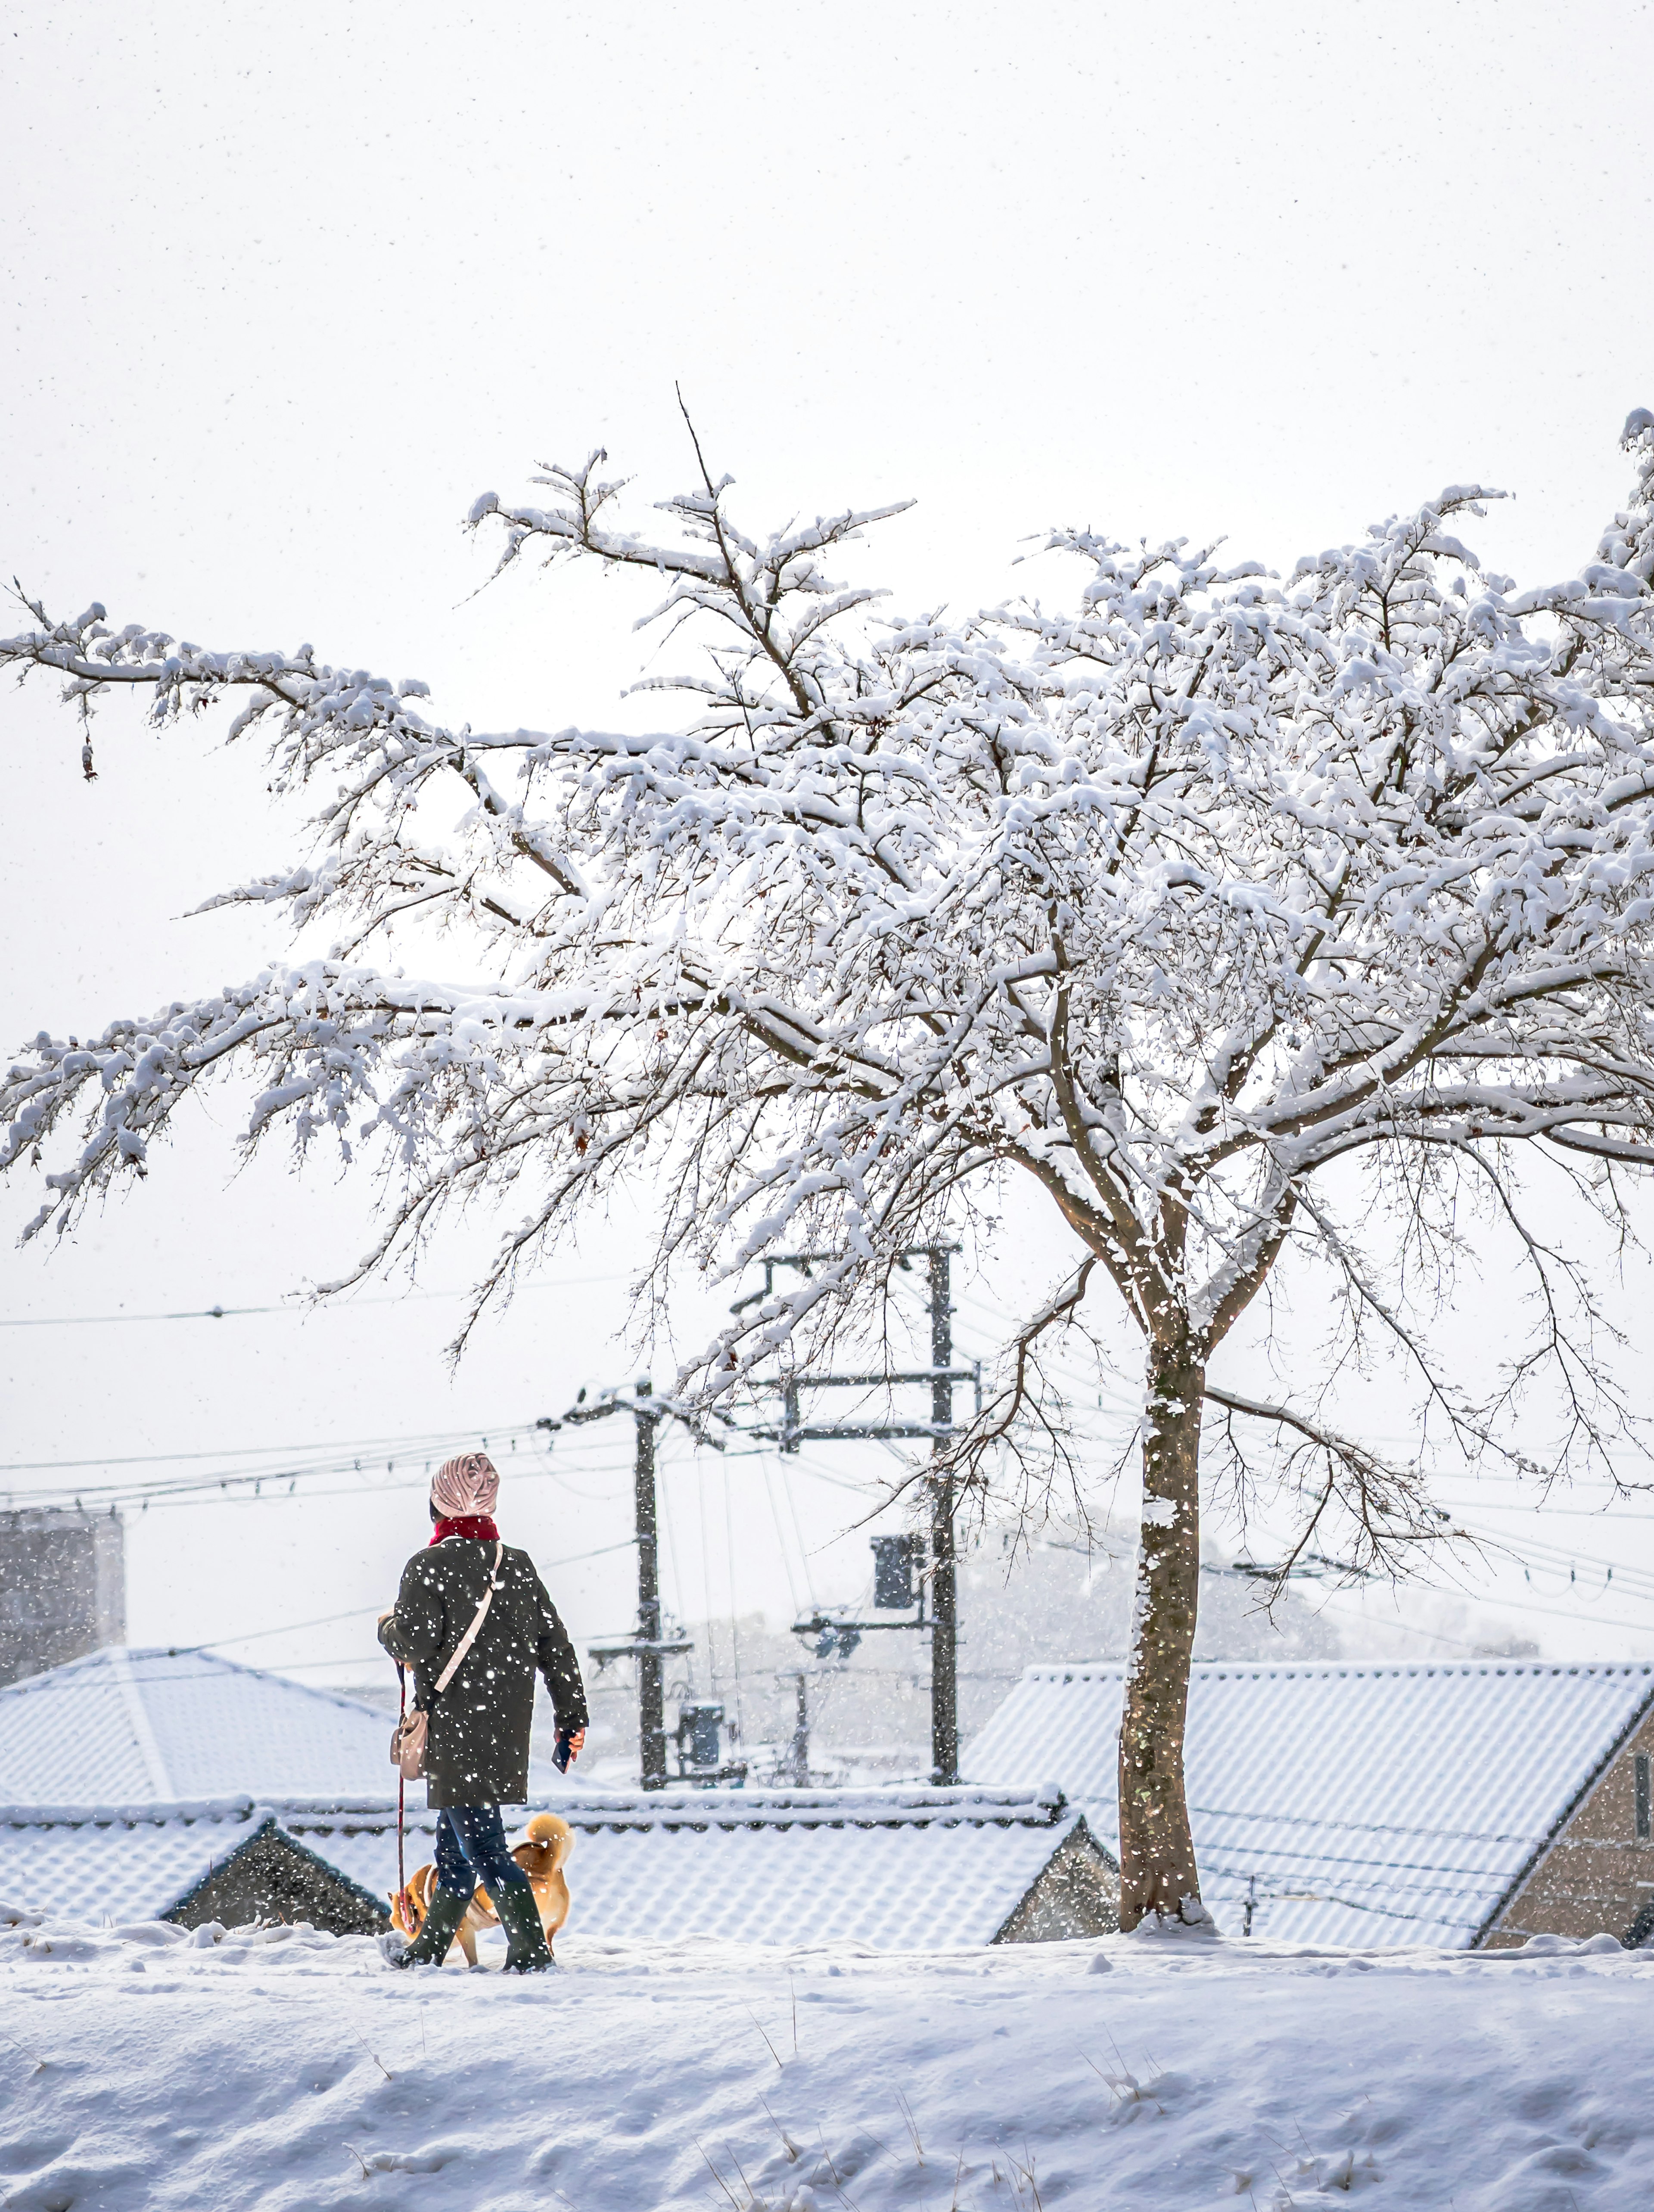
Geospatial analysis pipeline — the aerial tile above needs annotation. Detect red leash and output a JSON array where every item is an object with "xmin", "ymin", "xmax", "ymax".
[{"xmin": 395, "ymin": 1660, "xmax": 409, "ymax": 1923}]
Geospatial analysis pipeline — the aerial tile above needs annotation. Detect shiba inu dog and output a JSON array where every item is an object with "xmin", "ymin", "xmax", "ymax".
[{"xmin": 390, "ymin": 1812, "xmax": 573, "ymax": 1967}]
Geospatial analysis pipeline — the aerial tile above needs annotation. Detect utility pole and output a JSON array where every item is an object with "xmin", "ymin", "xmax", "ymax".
[
  {"xmin": 566, "ymin": 1378, "xmax": 695, "ymax": 1791},
  {"xmin": 780, "ymin": 1669, "xmax": 810, "ymax": 1786},
  {"xmin": 927, "ymin": 1245, "xmax": 959, "ymax": 1786},
  {"xmin": 632, "ymin": 1382, "xmax": 666, "ymax": 1790},
  {"xmin": 729, "ymin": 1243, "xmax": 976, "ymax": 1789}
]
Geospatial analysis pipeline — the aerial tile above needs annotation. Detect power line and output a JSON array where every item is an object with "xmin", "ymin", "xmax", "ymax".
[
  {"xmin": 190, "ymin": 1537, "xmax": 639, "ymax": 1653},
  {"xmin": 1443, "ymin": 1493, "xmax": 1654, "ymax": 1518},
  {"xmin": 184, "ymin": 1605, "xmax": 382, "ymax": 1651},
  {"xmin": 0, "ymin": 1269, "xmax": 630, "ymax": 1329},
  {"xmin": 1189, "ymin": 1798, "xmax": 1541, "ymax": 1849},
  {"xmin": 761, "ymin": 1457, "xmax": 803, "ymax": 1616},
  {"xmin": 1454, "ymin": 1519, "xmax": 1654, "ymax": 1600},
  {"xmin": 1437, "ymin": 1587, "xmax": 1654, "ymax": 1640},
  {"xmin": 1198, "ymin": 1864, "xmax": 1485, "ymax": 1931},
  {"xmin": 110, "ymin": 1456, "xmax": 626, "ymax": 1517},
  {"xmin": 0, "ymin": 1535, "xmax": 647, "ymax": 1693},
  {"xmin": 1191, "ymin": 1833, "xmax": 1518, "ymax": 1884},
  {"xmin": 1306, "ymin": 1591, "xmax": 1539, "ymax": 1658},
  {"xmin": 0, "ymin": 1435, "xmax": 636, "ymax": 1517},
  {"xmin": 0, "ymin": 1660, "xmax": 392, "ymax": 1696},
  {"xmin": 3, "ymin": 1402, "xmax": 889, "ymax": 1550},
  {"xmin": 0, "ymin": 1420, "xmax": 541, "ymax": 1476}
]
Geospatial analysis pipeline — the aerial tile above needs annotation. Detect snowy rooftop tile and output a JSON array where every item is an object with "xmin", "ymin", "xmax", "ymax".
[
  {"xmin": 0, "ymin": 1646, "xmax": 563, "ymax": 1804},
  {"xmin": 0, "ymin": 1800, "xmax": 277, "ymax": 1925},
  {"xmin": 0, "ymin": 1784, "xmax": 1086, "ymax": 1950},
  {"xmin": 961, "ymin": 1659, "xmax": 1654, "ymax": 1946},
  {"xmin": 280, "ymin": 1783, "xmax": 1089, "ymax": 1951},
  {"xmin": 0, "ymin": 1648, "xmax": 398, "ymax": 1802}
]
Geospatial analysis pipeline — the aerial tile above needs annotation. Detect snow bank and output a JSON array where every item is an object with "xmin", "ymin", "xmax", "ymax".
[{"xmin": 1, "ymin": 1906, "xmax": 1650, "ymax": 2209}]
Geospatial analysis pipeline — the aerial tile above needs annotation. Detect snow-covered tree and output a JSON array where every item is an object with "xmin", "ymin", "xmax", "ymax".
[{"xmin": 6, "ymin": 410, "xmax": 1654, "ymax": 1926}]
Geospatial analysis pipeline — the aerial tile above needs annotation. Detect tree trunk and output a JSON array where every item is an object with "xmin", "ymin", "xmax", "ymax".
[{"xmin": 1116, "ymin": 1327, "xmax": 1210, "ymax": 1930}]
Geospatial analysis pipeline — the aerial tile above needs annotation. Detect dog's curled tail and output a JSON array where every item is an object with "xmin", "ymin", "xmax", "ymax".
[{"xmin": 523, "ymin": 1811, "xmax": 574, "ymax": 1870}]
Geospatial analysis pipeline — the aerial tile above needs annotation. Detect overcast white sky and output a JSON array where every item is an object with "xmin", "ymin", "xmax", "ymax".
[{"xmin": 5, "ymin": 0, "xmax": 1654, "ymax": 1695}]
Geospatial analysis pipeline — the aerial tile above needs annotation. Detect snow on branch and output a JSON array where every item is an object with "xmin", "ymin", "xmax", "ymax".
[{"xmin": 7, "ymin": 414, "xmax": 1654, "ymax": 1535}]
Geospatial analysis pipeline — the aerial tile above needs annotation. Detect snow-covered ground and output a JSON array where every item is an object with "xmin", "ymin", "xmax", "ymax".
[{"xmin": 1, "ymin": 1909, "xmax": 1648, "ymax": 2211}]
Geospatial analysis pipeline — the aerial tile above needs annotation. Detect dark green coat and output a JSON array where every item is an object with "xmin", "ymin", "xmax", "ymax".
[{"xmin": 377, "ymin": 1536, "xmax": 589, "ymax": 1810}]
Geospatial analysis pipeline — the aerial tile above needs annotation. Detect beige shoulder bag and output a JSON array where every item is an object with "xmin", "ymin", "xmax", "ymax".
[{"xmin": 389, "ymin": 1541, "xmax": 505, "ymax": 1780}]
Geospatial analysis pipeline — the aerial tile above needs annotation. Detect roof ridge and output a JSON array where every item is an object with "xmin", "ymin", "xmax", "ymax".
[
  {"xmin": 0, "ymin": 1643, "xmax": 121, "ymax": 1693},
  {"xmin": 0, "ymin": 1795, "xmax": 262, "ymax": 1827},
  {"xmin": 141, "ymin": 1647, "xmax": 391, "ymax": 1717},
  {"xmin": 0, "ymin": 1643, "xmax": 391, "ymax": 1719},
  {"xmin": 275, "ymin": 1781, "xmax": 1074, "ymax": 1833},
  {"xmin": 1013, "ymin": 1658, "xmax": 1654, "ymax": 1681}
]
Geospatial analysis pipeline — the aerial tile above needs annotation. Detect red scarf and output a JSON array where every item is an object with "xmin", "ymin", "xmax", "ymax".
[{"xmin": 430, "ymin": 1515, "xmax": 500, "ymax": 1545}]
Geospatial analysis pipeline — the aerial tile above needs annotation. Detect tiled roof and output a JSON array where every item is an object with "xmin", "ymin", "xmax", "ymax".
[
  {"xmin": 0, "ymin": 1784, "xmax": 1088, "ymax": 1950},
  {"xmin": 283, "ymin": 1783, "xmax": 1088, "ymax": 1951},
  {"xmin": 0, "ymin": 1799, "xmax": 278, "ymax": 1924},
  {"xmin": 962, "ymin": 1659, "xmax": 1654, "ymax": 1947},
  {"xmin": 0, "ymin": 1647, "xmax": 563, "ymax": 1802}
]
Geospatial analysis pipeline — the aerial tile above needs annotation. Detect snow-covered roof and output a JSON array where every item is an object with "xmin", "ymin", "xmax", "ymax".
[
  {"xmin": 0, "ymin": 1645, "xmax": 570, "ymax": 1804},
  {"xmin": 0, "ymin": 1647, "xmax": 407, "ymax": 1803},
  {"xmin": 0, "ymin": 1799, "xmax": 358, "ymax": 1925},
  {"xmin": 0, "ymin": 1783, "xmax": 1095, "ymax": 1951},
  {"xmin": 962, "ymin": 1659, "xmax": 1654, "ymax": 1947},
  {"xmin": 281, "ymin": 1783, "xmax": 1096, "ymax": 1950}
]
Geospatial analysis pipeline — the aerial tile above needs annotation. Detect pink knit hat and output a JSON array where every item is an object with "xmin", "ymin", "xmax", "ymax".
[{"xmin": 431, "ymin": 1451, "xmax": 501, "ymax": 1519}]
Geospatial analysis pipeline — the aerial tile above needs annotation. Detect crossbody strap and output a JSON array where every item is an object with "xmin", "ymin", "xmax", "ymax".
[{"xmin": 432, "ymin": 1541, "xmax": 505, "ymax": 1694}]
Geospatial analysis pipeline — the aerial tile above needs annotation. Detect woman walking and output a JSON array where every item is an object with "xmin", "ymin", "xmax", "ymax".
[{"xmin": 379, "ymin": 1450, "xmax": 589, "ymax": 1972}]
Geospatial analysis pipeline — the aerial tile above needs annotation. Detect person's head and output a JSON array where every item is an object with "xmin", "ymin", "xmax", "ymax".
[{"xmin": 430, "ymin": 1450, "xmax": 500, "ymax": 1522}]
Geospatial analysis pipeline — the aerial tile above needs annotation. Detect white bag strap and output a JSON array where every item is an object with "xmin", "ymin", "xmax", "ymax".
[{"xmin": 433, "ymin": 1541, "xmax": 504, "ymax": 1695}]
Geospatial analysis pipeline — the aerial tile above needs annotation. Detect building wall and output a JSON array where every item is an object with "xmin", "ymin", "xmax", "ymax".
[
  {"xmin": 992, "ymin": 1822, "xmax": 1120, "ymax": 1944},
  {"xmin": 1481, "ymin": 1703, "xmax": 1654, "ymax": 1948},
  {"xmin": 93, "ymin": 1516, "xmax": 125, "ymax": 1652},
  {"xmin": 0, "ymin": 1509, "xmax": 127, "ymax": 1688}
]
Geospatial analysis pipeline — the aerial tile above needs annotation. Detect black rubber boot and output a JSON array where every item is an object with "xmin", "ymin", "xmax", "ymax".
[
  {"xmin": 393, "ymin": 1884, "xmax": 469, "ymax": 1969},
  {"xmin": 495, "ymin": 1882, "xmax": 556, "ymax": 1973}
]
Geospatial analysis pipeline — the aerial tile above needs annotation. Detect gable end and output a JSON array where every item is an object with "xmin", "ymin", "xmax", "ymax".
[
  {"xmin": 991, "ymin": 1817, "xmax": 1120, "ymax": 1945},
  {"xmin": 1477, "ymin": 1678, "xmax": 1654, "ymax": 1948},
  {"xmin": 164, "ymin": 1818, "xmax": 390, "ymax": 1936}
]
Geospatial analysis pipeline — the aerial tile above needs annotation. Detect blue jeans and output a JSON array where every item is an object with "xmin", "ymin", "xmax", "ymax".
[{"xmin": 434, "ymin": 1805, "xmax": 530, "ymax": 1899}]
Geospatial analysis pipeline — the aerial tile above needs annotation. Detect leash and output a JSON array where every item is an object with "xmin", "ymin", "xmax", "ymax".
[{"xmin": 395, "ymin": 1660, "xmax": 409, "ymax": 1922}]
